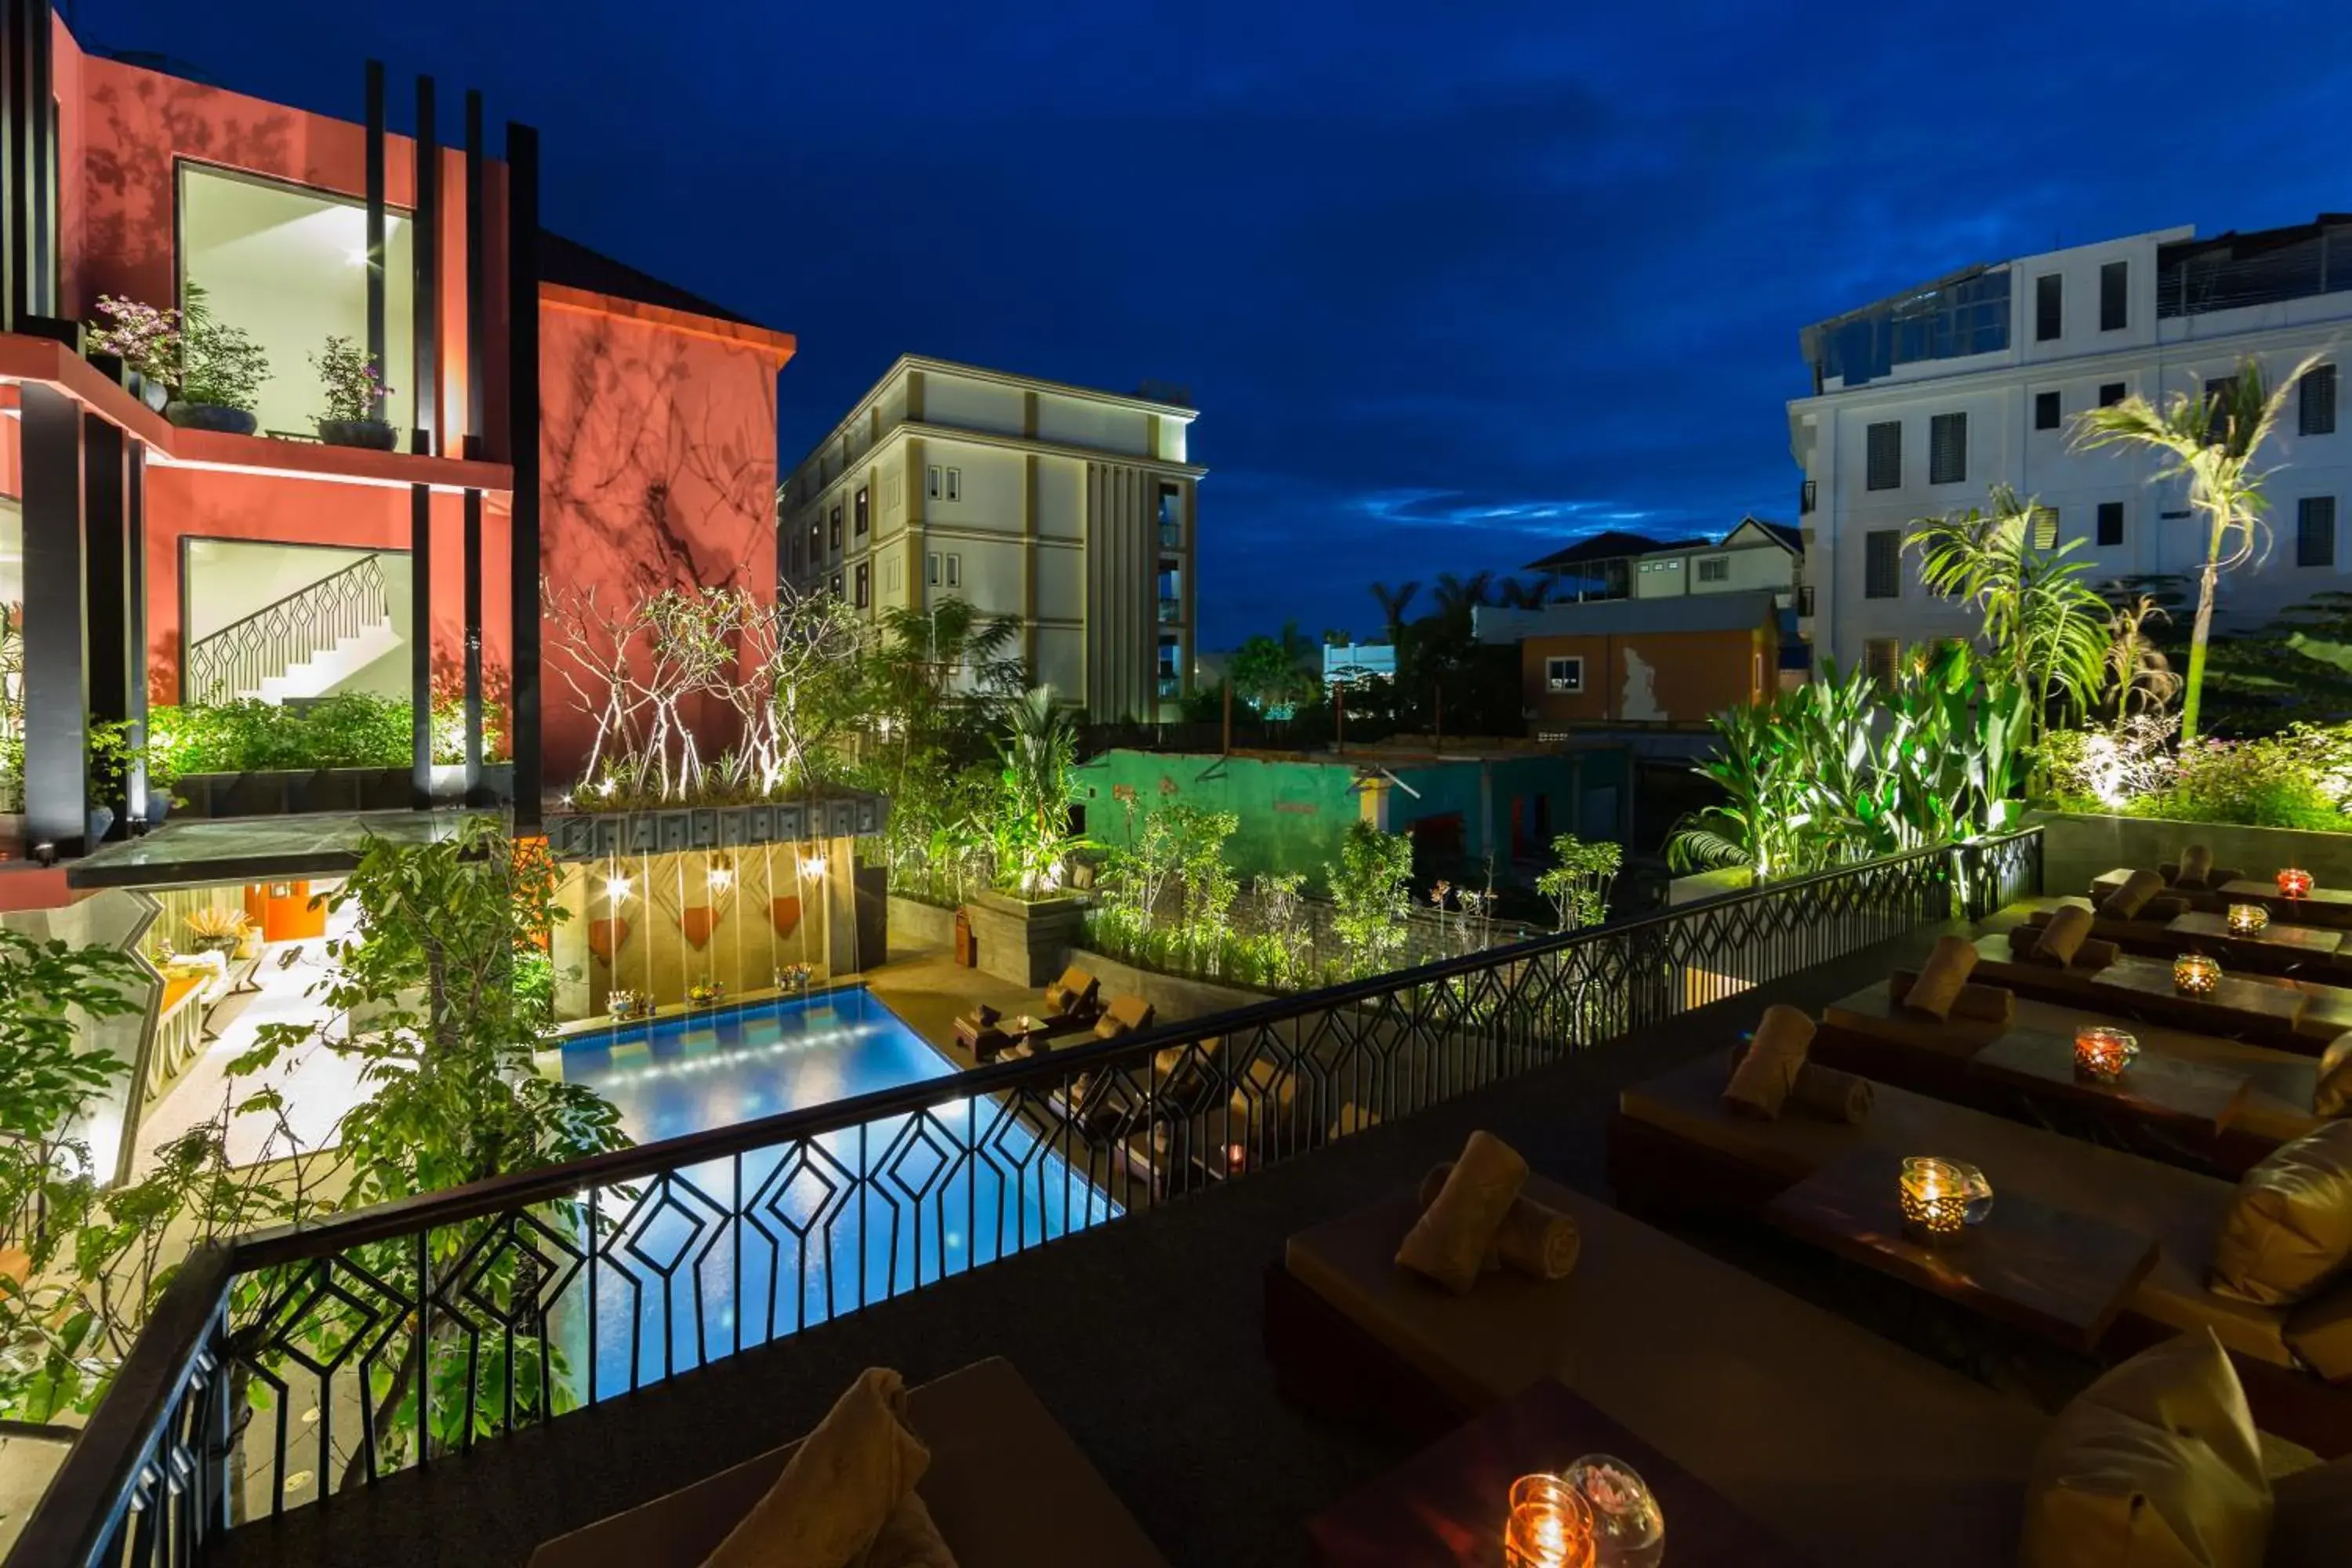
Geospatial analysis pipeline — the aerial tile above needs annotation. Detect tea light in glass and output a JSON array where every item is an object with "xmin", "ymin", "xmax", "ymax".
[
  {"xmin": 2227, "ymin": 903, "xmax": 2270, "ymax": 936},
  {"xmin": 2173, "ymin": 953, "xmax": 2222, "ymax": 996},
  {"xmin": 2074, "ymin": 1025, "xmax": 2139, "ymax": 1083},
  {"xmin": 1900, "ymin": 1156, "xmax": 1972, "ymax": 1240},
  {"xmin": 1564, "ymin": 1454, "xmax": 1664, "ymax": 1568},
  {"xmin": 2278, "ymin": 868, "xmax": 2314, "ymax": 898},
  {"xmin": 1504, "ymin": 1474, "xmax": 1596, "ymax": 1568}
]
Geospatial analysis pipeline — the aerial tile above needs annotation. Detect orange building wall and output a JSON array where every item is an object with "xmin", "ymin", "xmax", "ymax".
[
  {"xmin": 536, "ymin": 295, "xmax": 787, "ymax": 781},
  {"xmin": 1520, "ymin": 628, "xmax": 1773, "ymax": 727}
]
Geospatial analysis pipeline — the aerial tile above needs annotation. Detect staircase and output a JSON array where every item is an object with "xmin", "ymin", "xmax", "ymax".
[{"xmin": 186, "ymin": 554, "xmax": 398, "ymax": 704}]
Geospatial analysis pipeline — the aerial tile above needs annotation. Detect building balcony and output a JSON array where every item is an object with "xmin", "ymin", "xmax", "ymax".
[
  {"xmin": 19, "ymin": 829, "xmax": 2101, "ymax": 1568},
  {"xmin": 1156, "ymin": 597, "xmax": 1182, "ymax": 624},
  {"xmin": 1159, "ymin": 521, "xmax": 1181, "ymax": 549}
]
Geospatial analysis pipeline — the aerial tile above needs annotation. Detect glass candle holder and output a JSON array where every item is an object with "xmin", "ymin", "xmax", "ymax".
[
  {"xmin": 1505, "ymin": 1475, "xmax": 1596, "ymax": 1568},
  {"xmin": 1900, "ymin": 1156, "xmax": 1974, "ymax": 1240},
  {"xmin": 2074, "ymin": 1025, "xmax": 2139, "ymax": 1083},
  {"xmin": 2227, "ymin": 902, "xmax": 2270, "ymax": 936},
  {"xmin": 1564, "ymin": 1455, "xmax": 1664, "ymax": 1568},
  {"xmin": 2173, "ymin": 953, "xmax": 2222, "ymax": 996},
  {"xmin": 2278, "ymin": 868, "xmax": 2314, "ymax": 898}
]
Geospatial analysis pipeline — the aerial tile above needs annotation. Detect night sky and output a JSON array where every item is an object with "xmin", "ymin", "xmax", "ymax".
[{"xmin": 77, "ymin": 0, "xmax": 2352, "ymax": 648}]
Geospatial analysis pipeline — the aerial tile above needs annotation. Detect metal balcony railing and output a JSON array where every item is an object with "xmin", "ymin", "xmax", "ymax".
[
  {"xmin": 184, "ymin": 554, "xmax": 391, "ymax": 704},
  {"xmin": 15, "ymin": 829, "xmax": 2045, "ymax": 1567}
]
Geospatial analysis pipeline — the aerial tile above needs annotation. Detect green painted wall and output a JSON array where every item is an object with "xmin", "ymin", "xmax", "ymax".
[{"xmin": 1072, "ymin": 747, "xmax": 1632, "ymax": 891}]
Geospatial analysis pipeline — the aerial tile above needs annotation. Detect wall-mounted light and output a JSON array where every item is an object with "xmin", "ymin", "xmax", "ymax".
[
  {"xmin": 605, "ymin": 874, "xmax": 633, "ymax": 902},
  {"xmin": 708, "ymin": 860, "xmax": 735, "ymax": 889},
  {"xmin": 800, "ymin": 854, "xmax": 829, "ymax": 881}
]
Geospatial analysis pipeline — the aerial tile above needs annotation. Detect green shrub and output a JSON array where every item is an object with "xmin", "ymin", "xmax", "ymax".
[
  {"xmin": 146, "ymin": 695, "xmax": 481, "ymax": 785},
  {"xmin": 2136, "ymin": 735, "xmax": 2349, "ymax": 830}
]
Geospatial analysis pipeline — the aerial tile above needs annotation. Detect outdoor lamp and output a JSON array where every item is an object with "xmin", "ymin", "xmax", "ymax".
[
  {"xmin": 800, "ymin": 853, "xmax": 829, "ymax": 881},
  {"xmin": 2074, "ymin": 1025, "xmax": 2138, "ymax": 1083},
  {"xmin": 604, "ymin": 874, "xmax": 633, "ymax": 903},
  {"xmin": 2173, "ymin": 953, "xmax": 2222, "ymax": 996},
  {"xmin": 2278, "ymin": 868, "xmax": 2314, "ymax": 898},
  {"xmin": 1900, "ymin": 1156, "xmax": 1976, "ymax": 1241},
  {"xmin": 1504, "ymin": 1474, "xmax": 1596, "ymax": 1568},
  {"xmin": 2227, "ymin": 903, "xmax": 2270, "ymax": 936}
]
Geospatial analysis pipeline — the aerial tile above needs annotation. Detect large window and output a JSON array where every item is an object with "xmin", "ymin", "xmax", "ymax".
[
  {"xmin": 2096, "ymin": 501, "xmax": 2125, "ymax": 547},
  {"xmin": 2100, "ymin": 260, "xmax": 2129, "ymax": 332},
  {"xmin": 1545, "ymin": 655, "xmax": 1584, "ymax": 694},
  {"xmin": 1864, "ymin": 530, "xmax": 1902, "ymax": 599},
  {"xmin": 2034, "ymin": 390, "xmax": 2061, "ymax": 431},
  {"xmin": 2035, "ymin": 273, "xmax": 2063, "ymax": 341},
  {"xmin": 1929, "ymin": 412, "xmax": 1967, "ymax": 484},
  {"xmin": 2304, "ymin": 365, "xmax": 2338, "ymax": 437},
  {"xmin": 854, "ymin": 485, "xmax": 869, "ymax": 536},
  {"xmin": 1865, "ymin": 421, "xmax": 1902, "ymax": 491},
  {"xmin": 2299, "ymin": 497, "xmax": 2337, "ymax": 568},
  {"xmin": 179, "ymin": 165, "xmax": 413, "ymax": 440}
]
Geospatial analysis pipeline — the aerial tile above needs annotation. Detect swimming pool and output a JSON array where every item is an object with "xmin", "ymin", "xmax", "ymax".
[{"xmin": 553, "ymin": 988, "xmax": 1114, "ymax": 1399}]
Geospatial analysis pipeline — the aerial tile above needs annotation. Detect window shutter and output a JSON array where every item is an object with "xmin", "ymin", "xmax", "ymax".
[
  {"xmin": 2303, "ymin": 365, "xmax": 2338, "ymax": 437},
  {"xmin": 1866, "ymin": 422, "xmax": 1902, "ymax": 491},
  {"xmin": 1929, "ymin": 412, "xmax": 1967, "ymax": 484},
  {"xmin": 2299, "ymin": 496, "xmax": 2338, "ymax": 567}
]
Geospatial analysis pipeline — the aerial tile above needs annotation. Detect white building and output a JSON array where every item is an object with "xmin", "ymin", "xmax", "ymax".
[
  {"xmin": 1791, "ymin": 216, "xmax": 2352, "ymax": 681},
  {"xmin": 780, "ymin": 355, "xmax": 1204, "ymax": 719}
]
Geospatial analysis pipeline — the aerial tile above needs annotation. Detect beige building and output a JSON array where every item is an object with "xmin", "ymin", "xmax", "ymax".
[{"xmin": 779, "ymin": 356, "xmax": 1205, "ymax": 719}]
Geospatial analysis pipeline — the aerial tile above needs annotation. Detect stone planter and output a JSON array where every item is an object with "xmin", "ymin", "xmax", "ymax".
[
  {"xmin": 164, "ymin": 401, "xmax": 257, "ymax": 435},
  {"xmin": 543, "ymin": 791, "xmax": 888, "ymax": 858},
  {"xmin": 2033, "ymin": 810, "xmax": 2352, "ymax": 898},
  {"xmin": 317, "ymin": 417, "xmax": 397, "ymax": 450},
  {"xmin": 166, "ymin": 763, "xmax": 514, "ymax": 818},
  {"xmin": 963, "ymin": 890, "xmax": 1087, "ymax": 987}
]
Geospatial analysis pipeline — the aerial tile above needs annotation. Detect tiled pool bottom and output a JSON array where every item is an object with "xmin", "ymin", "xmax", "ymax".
[{"xmin": 552, "ymin": 988, "xmax": 1116, "ymax": 1400}]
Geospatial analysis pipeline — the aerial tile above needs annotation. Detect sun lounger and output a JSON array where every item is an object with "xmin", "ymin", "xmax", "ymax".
[
  {"xmin": 2009, "ymin": 898, "xmax": 2352, "ymax": 981},
  {"xmin": 1610, "ymin": 1051, "xmax": 2352, "ymax": 1453},
  {"xmin": 525, "ymin": 1357, "xmax": 1167, "ymax": 1568},
  {"xmin": 1976, "ymin": 931, "xmax": 2352, "ymax": 1051},
  {"xmin": 1270, "ymin": 1174, "xmax": 2045, "ymax": 1566},
  {"xmin": 1091, "ymin": 993, "xmax": 1155, "ymax": 1040},
  {"xmin": 1042, "ymin": 966, "xmax": 1101, "ymax": 1021}
]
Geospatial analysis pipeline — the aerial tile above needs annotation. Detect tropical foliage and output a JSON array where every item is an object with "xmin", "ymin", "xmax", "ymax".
[
  {"xmin": 1666, "ymin": 646, "xmax": 2029, "ymax": 877},
  {"xmin": 989, "ymin": 687, "xmax": 1084, "ymax": 895},
  {"xmin": 1328, "ymin": 821, "xmax": 1417, "ymax": 971},
  {"xmin": 1534, "ymin": 834, "xmax": 1621, "ymax": 931}
]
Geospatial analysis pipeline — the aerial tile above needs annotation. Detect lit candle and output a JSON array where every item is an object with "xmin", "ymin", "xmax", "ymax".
[
  {"xmin": 1504, "ymin": 1475, "xmax": 1596, "ymax": 1568},
  {"xmin": 1900, "ymin": 1156, "xmax": 1970, "ymax": 1240},
  {"xmin": 2074, "ymin": 1025, "xmax": 2138, "ymax": 1082},
  {"xmin": 2278, "ymin": 868, "xmax": 2314, "ymax": 898},
  {"xmin": 2227, "ymin": 903, "xmax": 2269, "ymax": 936},
  {"xmin": 2173, "ymin": 953, "xmax": 2222, "ymax": 996}
]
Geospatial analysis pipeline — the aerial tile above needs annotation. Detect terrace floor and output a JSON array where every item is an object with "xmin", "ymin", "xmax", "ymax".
[{"xmin": 207, "ymin": 917, "xmax": 1994, "ymax": 1568}]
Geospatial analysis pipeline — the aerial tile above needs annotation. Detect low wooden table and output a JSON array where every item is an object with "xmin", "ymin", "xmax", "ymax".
[
  {"xmin": 2168, "ymin": 909, "xmax": 2345, "ymax": 959},
  {"xmin": 1764, "ymin": 1145, "xmax": 2159, "ymax": 1354},
  {"xmin": 1306, "ymin": 1377, "xmax": 1812, "ymax": 1566},
  {"xmin": 1967, "ymin": 1026, "xmax": 2252, "ymax": 1137},
  {"xmin": 2218, "ymin": 879, "xmax": 2352, "ymax": 930},
  {"xmin": 2088, "ymin": 956, "xmax": 2310, "ymax": 1033}
]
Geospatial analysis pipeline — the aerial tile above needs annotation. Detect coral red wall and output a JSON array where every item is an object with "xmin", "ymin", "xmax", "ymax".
[{"xmin": 536, "ymin": 294, "xmax": 787, "ymax": 782}]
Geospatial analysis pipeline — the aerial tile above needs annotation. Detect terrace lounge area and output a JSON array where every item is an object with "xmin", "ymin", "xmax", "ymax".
[{"xmin": 25, "ymin": 828, "xmax": 2352, "ymax": 1568}]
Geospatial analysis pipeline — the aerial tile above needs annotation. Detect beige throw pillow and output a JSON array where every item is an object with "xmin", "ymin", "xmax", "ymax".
[
  {"xmin": 2018, "ymin": 1328, "xmax": 2272, "ymax": 1568},
  {"xmin": 1904, "ymin": 934, "xmax": 1980, "ymax": 1022},
  {"xmin": 2314, "ymin": 1033, "xmax": 2352, "ymax": 1119},
  {"xmin": 2209, "ymin": 1122, "xmax": 2352, "ymax": 1307},
  {"xmin": 701, "ymin": 1368, "xmax": 929, "ymax": 1568},
  {"xmin": 1722, "ymin": 1004, "xmax": 1813, "ymax": 1119}
]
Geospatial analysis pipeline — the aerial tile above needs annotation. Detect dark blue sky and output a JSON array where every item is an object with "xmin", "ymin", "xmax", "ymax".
[{"xmin": 82, "ymin": 0, "xmax": 2352, "ymax": 647}]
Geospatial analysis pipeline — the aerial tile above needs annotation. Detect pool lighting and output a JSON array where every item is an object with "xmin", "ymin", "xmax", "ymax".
[{"xmin": 605, "ymin": 874, "xmax": 633, "ymax": 902}]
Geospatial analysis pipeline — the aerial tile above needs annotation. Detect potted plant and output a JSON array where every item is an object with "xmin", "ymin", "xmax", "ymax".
[
  {"xmin": 83, "ymin": 296, "xmax": 179, "ymax": 411},
  {"xmin": 686, "ymin": 978, "xmax": 726, "ymax": 1007},
  {"xmin": 181, "ymin": 906, "xmax": 251, "ymax": 957},
  {"xmin": 165, "ymin": 285, "xmax": 269, "ymax": 434},
  {"xmin": 312, "ymin": 336, "xmax": 396, "ymax": 449}
]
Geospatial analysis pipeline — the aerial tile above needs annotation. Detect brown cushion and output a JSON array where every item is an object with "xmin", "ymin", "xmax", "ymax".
[
  {"xmin": 2314, "ymin": 1033, "xmax": 2352, "ymax": 1119},
  {"xmin": 1889, "ymin": 971, "xmax": 2015, "ymax": 1025},
  {"xmin": 1396, "ymin": 1132, "xmax": 1527, "ymax": 1294},
  {"xmin": 1906, "ymin": 935, "xmax": 1981, "ymax": 1022},
  {"xmin": 1417, "ymin": 1163, "xmax": 1581, "ymax": 1279},
  {"xmin": 2283, "ymin": 1278, "xmax": 2352, "ymax": 1384},
  {"xmin": 1723, "ymin": 1004, "xmax": 1813, "ymax": 1119},
  {"xmin": 2103, "ymin": 869, "xmax": 2167, "ymax": 921},
  {"xmin": 2210, "ymin": 1122, "xmax": 2352, "ymax": 1307},
  {"xmin": 701, "ymin": 1367, "xmax": 928, "ymax": 1568},
  {"xmin": 2147, "ymin": 895, "xmax": 2193, "ymax": 922},
  {"xmin": 2033, "ymin": 904, "xmax": 2094, "ymax": 967},
  {"xmin": 2179, "ymin": 846, "xmax": 2216, "ymax": 891},
  {"xmin": 2018, "ymin": 1329, "xmax": 2271, "ymax": 1568},
  {"xmin": 2268, "ymin": 1454, "xmax": 2352, "ymax": 1568},
  {"xmin": 1787, "ymin": 1062, "xmax": 1873, "ymax": 1123}
]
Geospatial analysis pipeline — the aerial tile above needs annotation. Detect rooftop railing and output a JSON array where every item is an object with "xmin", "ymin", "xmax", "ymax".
[{"xmin": 12, "ymin": 827, "xmax": 2042, "ymax": 1568}]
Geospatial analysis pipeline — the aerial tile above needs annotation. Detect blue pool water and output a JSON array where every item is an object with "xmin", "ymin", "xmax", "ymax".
[{"xmin": 552, "ymin": 989, "xmax": 1113, "ymax": 1401}]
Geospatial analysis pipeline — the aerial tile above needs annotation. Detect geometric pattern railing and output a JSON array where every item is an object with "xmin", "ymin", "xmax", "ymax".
[
  {"xmin": 10, "ymin": 828, "xmax": 2040, "ymax": 1568},
  {"xmin": 185, "ymin": 554, "xmax": 390, "ymax": 705}
]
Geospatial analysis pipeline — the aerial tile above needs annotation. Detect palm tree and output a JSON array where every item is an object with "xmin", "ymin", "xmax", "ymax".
[
  {"xmin": 1494, "ymin": 576, "xmax": 1555, "ymax": 611},
  {"xmin": 2071, "ymin": 355, "xmax": 2315, "ymax": 742},
  {"xmin": 1907, "ymin": 485, "xmax": 2108, "ymax": 742},
  {"xmin": 1430, "ymin": 570, "xmax": 1495, "ymax": 623},
  {"xmin": 1369, "ymin": 581, "xmax": 1420, "ymax": 644}
]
